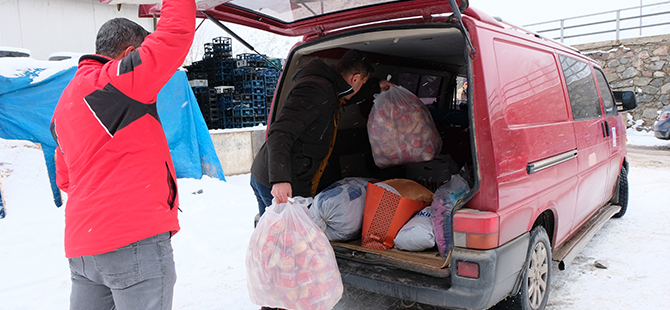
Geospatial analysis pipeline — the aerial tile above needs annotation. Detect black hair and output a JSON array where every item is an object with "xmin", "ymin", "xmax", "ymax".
[
  {"xmin": 335, "ymin": 49, "xmax": 374, "ymax": 78},
  {"xmin": 95, "ymin": 18, "xmax": 150, "ymax": 58}
]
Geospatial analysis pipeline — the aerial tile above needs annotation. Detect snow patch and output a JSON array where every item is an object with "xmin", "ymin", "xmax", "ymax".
[
  {"xmin": 0, "ymin": 46, "xmax": 31, "ymax": 56},
  {"xmin": 209, "ymin": 125, "xmax": 267, "ymax": 134},
  {"xmin": 626, "ymin": 127, "xmax": 670, "ymax": 147},
  {"xmin": 583, "ymin": 44, "xmax": 631, "ymax": 55},
  {"xmin": 0, "ymin": 57, "xmax": 77, "ymax": 84}
]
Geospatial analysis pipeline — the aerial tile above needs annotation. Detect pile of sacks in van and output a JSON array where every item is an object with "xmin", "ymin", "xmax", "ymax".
[
  {"xmin": 309, "ymin": 172, "xmax": 470, "ymax": 257},
  {"xmin": 310, "ymin": 85, "xmax": 470, "ymax": 256}
]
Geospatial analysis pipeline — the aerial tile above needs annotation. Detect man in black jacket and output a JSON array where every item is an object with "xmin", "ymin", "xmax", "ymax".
[{"xmin": 250, "ymin": 49, "xmax": 390, "ymax": 216}]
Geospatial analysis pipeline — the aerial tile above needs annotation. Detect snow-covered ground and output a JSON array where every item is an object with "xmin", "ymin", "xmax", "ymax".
[
  {"xmin": 626, "ymin": 127, "xmax": 670, "ymax": 148},
  {"xmin": 0, "ymin": 129, "xmax": 669, "ymax": 310}
]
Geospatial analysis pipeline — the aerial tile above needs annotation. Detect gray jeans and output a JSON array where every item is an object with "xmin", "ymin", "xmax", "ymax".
[{"xmin": 68, "ymin": 232, "xmax": 176, "ymax": 310}]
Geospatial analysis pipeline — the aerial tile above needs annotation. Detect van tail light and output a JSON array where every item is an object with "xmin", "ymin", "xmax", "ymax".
[
  {"xmin": 453, "ymin": 209, "xmax": 500, "ymax": 249},
  {"xmin": 659, "ymin": 111, "xmax": 670, "ymax": 121},
  {"xmin": 457, "ymin": 261, "xmax": 480, "ymax": 278}
]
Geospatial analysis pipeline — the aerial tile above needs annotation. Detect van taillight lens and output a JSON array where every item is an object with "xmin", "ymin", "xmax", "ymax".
[
  {"xmin": 453, "ymin": 209, "xmax": 500, "ymax": 249},
  {"xmin": 457, "ymin": 261, "xmax": 480, "ymax": 278},
  {"xmin": 659, "ymin": 111, "xmax": 670, "ymax": 121}
]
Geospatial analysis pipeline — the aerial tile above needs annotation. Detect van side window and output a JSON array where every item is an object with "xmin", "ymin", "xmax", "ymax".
[
  {"xmin": 398, "ymin": 73, "xmax": 420, "ymax": 94},
  {"xmin": 454, "ymin": 76, "xmax": 468, "ymax": 110},
  {"xmin": 558, "ymin": 55, "xmax": 602, "ymax": 120},
  {"xmin": 397, "ymin": 72, "xmax": 442, "ymax": 105},
  {"xmin": 417, "ymin": 75, "xmax": 441, "ymax": 105},
  {"xmin": 492, "ymin": 40, "xmax": 568, "ymax": 125},
  {"xmin": 594, "ymin": 68, "xmax": 617, "ymax": 116}
]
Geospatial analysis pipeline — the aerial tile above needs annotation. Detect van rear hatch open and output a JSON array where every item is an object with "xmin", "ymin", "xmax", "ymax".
[
  {"xmin": 279, "ymin": 21, "xmax": 473, "ymax": 271},
  {"xmin": 139, "ymin": 0, "xmax": 468, "ymax": 37}
]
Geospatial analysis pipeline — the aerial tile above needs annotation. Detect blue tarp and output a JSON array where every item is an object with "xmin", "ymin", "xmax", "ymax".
[
  {"xmin": 0, "ymin": 62, "xmax": 225, "ymax": 207},
  {"xmin": 158, "ymin": 71, "xmax": 226, "ymax": 182}
]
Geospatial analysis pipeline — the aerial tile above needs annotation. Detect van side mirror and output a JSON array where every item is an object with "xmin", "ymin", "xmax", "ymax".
[{"xmin": 612, "ymin": 91, "xmax": 637, "ymax": 112}]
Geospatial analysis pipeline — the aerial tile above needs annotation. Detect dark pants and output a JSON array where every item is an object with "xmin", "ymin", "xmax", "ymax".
[{"xmin": 250, "ymin": 175, "xmax": 274, "ymax": 216}]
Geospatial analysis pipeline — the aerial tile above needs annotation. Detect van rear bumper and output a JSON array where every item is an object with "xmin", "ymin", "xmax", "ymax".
[{"xmin": 336, "ymin": 232, "xmax": 530, "ymax": 310}]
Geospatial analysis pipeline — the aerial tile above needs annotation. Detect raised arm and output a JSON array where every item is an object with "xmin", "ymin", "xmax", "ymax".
[{"xmin": 106, "ymin": 0, "xmax": 195, "ymax": 102}]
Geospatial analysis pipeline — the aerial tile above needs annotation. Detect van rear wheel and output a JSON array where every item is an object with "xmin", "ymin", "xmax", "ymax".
[
  {"xmin": 612, "ymin": 166, "xmax": 628, "ymax": 218},
  {"xmin": 498, "ymin": 226, "xmax": 551, "ymax": 310}
]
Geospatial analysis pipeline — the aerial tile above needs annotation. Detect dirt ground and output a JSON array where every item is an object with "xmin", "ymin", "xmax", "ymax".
[
  {"xmin": 333, "ymin": 144, "xmax": 669, "ymax": 310},
  {"xmin": 625, "ymin": 144, "xmax": 670, "ymax": 169}
]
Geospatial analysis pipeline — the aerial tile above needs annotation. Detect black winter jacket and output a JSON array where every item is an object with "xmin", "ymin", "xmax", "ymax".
[{"xmin": 251, "ymin": 59, "xmax": 355, "ymax": 197}]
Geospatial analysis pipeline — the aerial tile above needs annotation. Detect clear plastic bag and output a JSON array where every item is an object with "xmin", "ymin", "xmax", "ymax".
[
  {"xmin": 367, "ymin": 86, "xmax": 442, "ymax": 168},
  {"xmin": 246, "ymin": 197, "xmax": 343, "ymax": 310},
  {"xmin": 310, "ymin": 177, "xmax": 372, "ymax": 242}
]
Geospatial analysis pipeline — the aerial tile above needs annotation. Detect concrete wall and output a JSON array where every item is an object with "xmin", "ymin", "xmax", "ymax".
[
  {"xmin": 0, "ymin": 0, "xmax": 153, "ymax": 60},
  {"xmin": 574, "ymin": 34, "xmax": 670, "ymax": 130},
  {"xmin": 210, "ymin": 128, "xmax": 266, "ymax": 176}
]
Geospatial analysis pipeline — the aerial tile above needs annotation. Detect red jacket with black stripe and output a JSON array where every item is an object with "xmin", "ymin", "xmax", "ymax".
[{"xmin": 50, "ymin": 0, "xmax": 194, "ymax": 258}]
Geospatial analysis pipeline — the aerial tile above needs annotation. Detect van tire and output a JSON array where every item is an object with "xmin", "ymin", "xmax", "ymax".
[
  {"xmin": 498, "ymin": 226, "xmax": 551, "ymax": 310},
  {"xmin": 612, "ymin": 166, "xmax": 628, "ymax": 218}
]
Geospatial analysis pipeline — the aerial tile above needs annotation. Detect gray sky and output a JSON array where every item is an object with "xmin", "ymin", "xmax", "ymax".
[{"xmin": 472, "ymin": 0, "xmax": 669, "ymax": 45}]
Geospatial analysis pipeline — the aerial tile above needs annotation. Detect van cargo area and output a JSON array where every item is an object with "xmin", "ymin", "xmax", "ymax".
[{"xmin": 274, "ymin": 23, "xmax": 476, "ymax": 295}]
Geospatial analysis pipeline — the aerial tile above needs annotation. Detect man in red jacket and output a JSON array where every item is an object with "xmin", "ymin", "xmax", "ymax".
[{"xmin": 50, "ymin": 0, "xmax": 194, "ymax": 309}]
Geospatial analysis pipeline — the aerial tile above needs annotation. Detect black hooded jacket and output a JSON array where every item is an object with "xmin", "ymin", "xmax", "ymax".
[{"xmin": 251, "ymin": 58, "xmax": 356, "ymax": 197}]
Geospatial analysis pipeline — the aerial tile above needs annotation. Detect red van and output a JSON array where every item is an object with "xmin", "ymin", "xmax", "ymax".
[{"xmin": 149, "ymin": 1, "xmax": 638, "ymax": 309}]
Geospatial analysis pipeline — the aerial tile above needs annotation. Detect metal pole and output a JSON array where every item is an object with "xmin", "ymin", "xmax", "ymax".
[
  {"xmin": 640, "ymin": 0, "xmax": 643, "ymax": 36},
  {"xmin": 616, "ymin": 10, "xmax": 624, "ymax": 42},
  {"xmin": 195, "ymin": 18, "xmax": 206, "ymax": 32},
  {"xmin": 560, "ymin": 19, "xmax": 564, "ymax": 43}
]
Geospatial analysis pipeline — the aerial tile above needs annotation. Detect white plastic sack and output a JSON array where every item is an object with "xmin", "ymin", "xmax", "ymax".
[
  {"xmin": 431, "ymin": 175, "xmax": 470, "ymax": 257},
  {"xmin": 394, "ymin": 207, "xmax": 435, "ymax": 251},
  {"xmin": 367, "ymin": 86, "xmax": 442, "ymax": 168},
  {"xmin": 310, "ymin": 178, "xmax": 371, "ymax": 241},
  {"xmin": 246, "ymin": 197, "xmax": 343, "ymax": 310}
]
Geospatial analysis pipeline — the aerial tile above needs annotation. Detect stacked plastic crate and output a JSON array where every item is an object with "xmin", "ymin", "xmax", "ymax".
[
  {"xmin": 217, "ymin": 86, "xmax": 235, "ymax": 129},
  {"xmin": 206, "ymin": 37, "xmax": 235, "ymax": 87},
  {"xmin": 186, "ymin": 37, "xmax": 283, "ymax": 129},
  {"xmin": 259, "ymin": 68, "xmax": 280, "ymax": 119},
  {"xmin": 186, "ymin": 37, "xmax": 234, "ymax": 128},
  {"xmin": 229, "ymin": 53, "xmax": 280, "ymax": 128},
  {"xmin": 191, "ymin": 87, "xmax": 220, "ymax": 129}
]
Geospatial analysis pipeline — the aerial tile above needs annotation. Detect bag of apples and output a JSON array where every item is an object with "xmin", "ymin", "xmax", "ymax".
[
  {"xmin": 246, "ymin": 197, "xmax": 343, "ymax": 310},
  {"xmin": 367, "ymin": 86, "xmax": 442, "ymax": 168}
]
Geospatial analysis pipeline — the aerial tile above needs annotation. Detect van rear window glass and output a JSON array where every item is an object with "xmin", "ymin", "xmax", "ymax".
[
  {"xmin": 594, "ymin": 68, "xmax": 617, "ymax": 116},
  {"xmin": 558, "ymin": 55, "xmax": 602, "ymax": 120},
  {"xmin": 397, "ymin": 73, "xmax": 441, "ymax": 105},
  {"xmin": 398, "ymin": 73, "xmax": 419, "ymax": 93},
  {"xmin": 228, "ymin": 0, "xmax": 397, "ymax": 23},
  {"xmin": 493, "ymin": 41, "xmax": 568, "ymax": 125}
]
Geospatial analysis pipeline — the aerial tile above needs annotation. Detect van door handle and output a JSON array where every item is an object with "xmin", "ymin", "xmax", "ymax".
[
  {"xmin": 601, "ymin": 122, "xmax": 607, "ymax": 138},
  {"xmin": 604, "ymin": 121, "xmax": 610, "ymax": 137}
]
